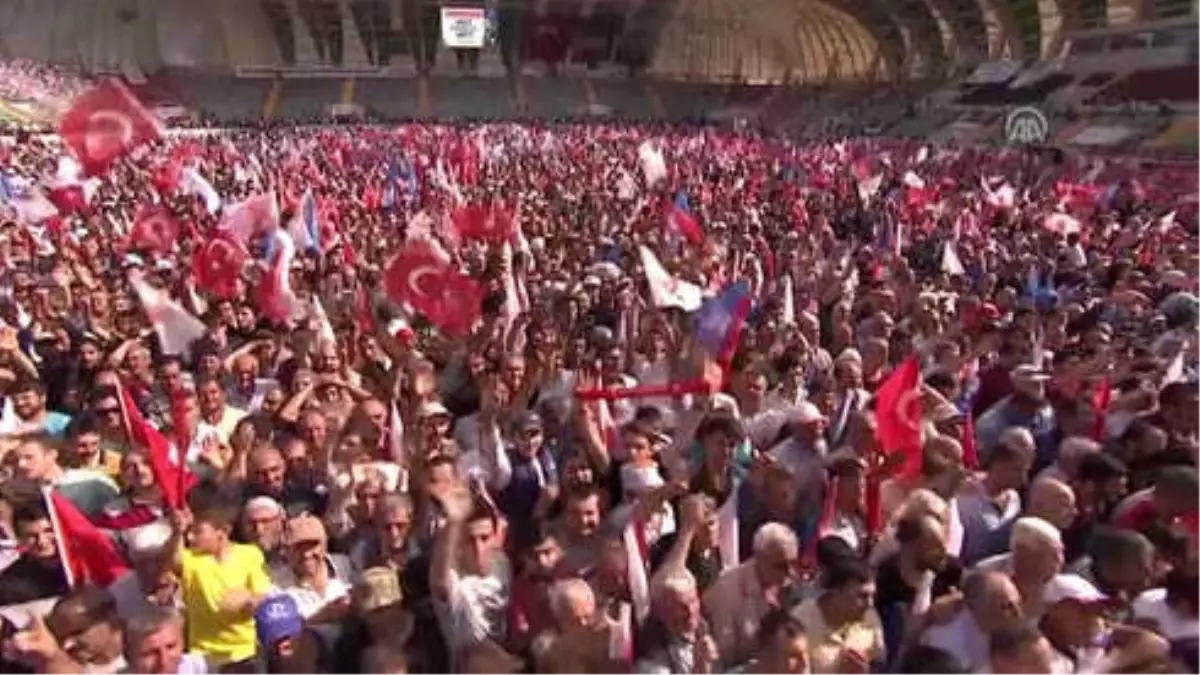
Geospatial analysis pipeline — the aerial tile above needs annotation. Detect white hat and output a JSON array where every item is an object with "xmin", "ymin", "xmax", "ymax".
[
  {"xmin": 124, "ymin": 521, "xmax": 172, "ymax": 559},
  {"xmin": 1043, "ymin": 574, "xmax": 1110, "ymax": 606},
  {"xmin": 621, "ymin": 463, "xmax": 665, "ymax": 495},
  {"xmin": 417, "ymin": 400, "xmax": 450, "ymax": 418},
  {"xmin": 793, "ymin": 401, "xmax": 826, "ymax": 425},
  {"xmin": 245, "ymin": 496, "xmax": 284, "ymax": 518}
]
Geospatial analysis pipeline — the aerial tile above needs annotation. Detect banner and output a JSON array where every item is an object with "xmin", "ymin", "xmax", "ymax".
[{"xmin": 441, "ymin": 7, "xmax": 487, "ymax": 49}]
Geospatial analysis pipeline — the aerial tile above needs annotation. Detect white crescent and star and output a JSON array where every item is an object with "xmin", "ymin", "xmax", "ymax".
[
  {"xmin": 894, "ymin": 387, "xmax": 923, "ymax": 432},
  {"xmin": 407, "ymin": 265, "xmax": 441, "ymax": 301},
  {"xmin": 84, "ymin": 110, "xmax": 134, "ymax": 160},
  {"xmin": 205, "ymin": 240, "xmax": 242, "ymax": 278}
]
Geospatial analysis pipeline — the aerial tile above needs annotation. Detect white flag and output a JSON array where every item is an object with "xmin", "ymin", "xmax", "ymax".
[
  {"xmin": 130, "ymin": 276, "xmax": 207, "ymax": 356},
  {"xmin": 637, "ymin": 141, "xmax": 667, "ymax": 187},
  {"xmin": 180, "ymin": 167, "xmax": 222, "ymax": 215},
  {"xmin": 941, "ymin": 243, "xmax": 966, "ymax": 277},
  {"xmin": 638, "ymin": 246, "xmax": 702, "ymax": 311}
]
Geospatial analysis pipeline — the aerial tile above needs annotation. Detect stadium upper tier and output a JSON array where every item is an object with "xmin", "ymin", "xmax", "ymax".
[{"xmin": 0, "ymin": 0, "xmax": 1195, "ymax": 83}]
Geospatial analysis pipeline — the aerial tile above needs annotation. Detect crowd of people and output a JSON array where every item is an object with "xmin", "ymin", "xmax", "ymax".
[
  {"xmin": 0, "ymin": 58, "xmax": 90, "ymax": 127},
  {"xmin": 0, "ymin": 72, "xmax": 1194, "ymax": 675}
]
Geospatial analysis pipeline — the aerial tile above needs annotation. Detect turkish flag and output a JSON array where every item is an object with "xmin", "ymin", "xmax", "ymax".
[
  {"xmin": 874, "ymin": 355, "xmax": 923, "ymax": 477},
  {"xmin": 118, "ymin": 385, "xmax": 195, "ymax": 510},
  {"xmin": 192, "ymin": 232, "xmax": 248, "ymax": 299},
  {"xmin": 450, "ymin": 203, "xmax": 514, "ymax": 243},
  {"xmin": 58, "ymin": 79, "xmax": 160, "ymax": 176},
  {"xmin": 47, "ymin": 491, "xmax": 128, "ymax": 587},
  {"xmin": 384, "ymin": 241, "xmax": 482, "ymax": 337},
  {"xmin": 129, "ymin": 206, "xmax": 180, "ymax": 255}
]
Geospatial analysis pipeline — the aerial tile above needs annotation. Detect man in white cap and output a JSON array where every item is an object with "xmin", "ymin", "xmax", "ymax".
[
  {"xmin": 767, "ymin": 401, "xmax": 829, "ymax": 514},
  {"xmin": 109, "ymin": 522, "xmax": 180, "ymax": 621},
  {"xmin": 975, "ymin": 365, "xmax": 1055, "ymax": 462},
  {"xmin": 1040, "ymin": 574, "xmax": 1169, "ymax": 673},
  {"xmin": 271, "ymin": 514, "xmax": 355, "ymax": 623}
]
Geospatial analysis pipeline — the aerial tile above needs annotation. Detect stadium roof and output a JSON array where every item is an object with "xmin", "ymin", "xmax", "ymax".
[
  {"xmin": 0, "ymin": 0, "xmax": 1193, "ymax": 83},
  {"xmin": 647, "ymin": 0, "xmax": 1191, "ymax": 82}
]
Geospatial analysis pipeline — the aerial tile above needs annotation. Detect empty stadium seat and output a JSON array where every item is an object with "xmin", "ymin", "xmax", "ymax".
[
  {"xmin": 355, "ymin": 78, "xmax": 420, "ymax": 119},
  {"xmin": 1090, "ymin": 66, "xmax": 1198, "ymax": 104},
  {"xmin": 958, "ymin": 73, "xmax": 1073, "ymax": 106}
]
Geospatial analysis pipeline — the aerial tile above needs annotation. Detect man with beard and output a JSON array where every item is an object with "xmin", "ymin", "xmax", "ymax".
[{"xmin": 873, "ymin": 512, "xmax": 960, "ymax": 667}]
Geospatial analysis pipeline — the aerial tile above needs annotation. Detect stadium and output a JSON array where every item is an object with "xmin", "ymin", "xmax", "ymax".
[
  {"xmin": 0, "ymin": 0, "xmax": 1195, "ymax": 152},
  {"xmin": 0, "ymin": 1, "xmax": 1195, "ymax": 674}
]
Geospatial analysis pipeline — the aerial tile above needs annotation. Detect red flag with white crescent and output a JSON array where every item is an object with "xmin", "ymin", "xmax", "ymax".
[
  {"xmin": 58, "ymin": 79, "xmax": 161, "ymax": 176},
  {"xmin": 383, "ymin": 240, "xmax": 483, "ymax": 337},
  {"xmin": 129, "ymin": 206, "xmax": 180, "ymax": 255},
  {"xmin": 192, "ymin": 232, "xmax": 249, "ymax": 299},
  {"xmin": 874, "ymin": 355, "xmax": 923, "ymax": 477}
]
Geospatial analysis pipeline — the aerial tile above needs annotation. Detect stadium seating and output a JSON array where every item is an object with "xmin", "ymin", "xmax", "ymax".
[
  {"xmin": 524, "ymin": 77, "xmax": 587, "ymax": 118},
  {"xmin": 173, "ymin": 74, "xmax": 270, "ymax": 121},
  {"xmin": 589, "ymin": 79, "xmax": 656, "ymax": 118},
  {"xmin": 431, "ymin": 77, "xmax": 515, "ymax": 119},
  {"xmin": 275, "ymin": 78, "xmax": 344, "ymax": 118},
  {"xmin": 1089, "ymin": 65, "xmax": 1198, "ymax": 104},
  {"xmin": 355, "ymin": 78, "xmax": 420, "ymax": 119}
]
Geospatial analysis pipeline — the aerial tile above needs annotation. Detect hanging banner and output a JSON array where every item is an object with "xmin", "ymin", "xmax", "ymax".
[{"xmin": 441, "ymin": 7, "xmax": 487, "ymax": 49}]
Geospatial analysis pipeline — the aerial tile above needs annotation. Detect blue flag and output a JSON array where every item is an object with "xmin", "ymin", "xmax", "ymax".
[{"xmin": 694, "ymin": 281, "xmax": 753, "ymax": 364}]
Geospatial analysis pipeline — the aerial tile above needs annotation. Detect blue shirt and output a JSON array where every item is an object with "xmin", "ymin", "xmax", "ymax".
[
  {"xmin": 497, "ymin": 447, "xmax": 557, "ymax": 540},
  {"xmin": 42, "ymin": 411, "xmax": 72, "ymax": 439}
]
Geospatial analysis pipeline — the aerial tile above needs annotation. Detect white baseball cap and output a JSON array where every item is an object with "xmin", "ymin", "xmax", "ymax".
[{"xmin": 1043, "ymin": 574, "xmax": 1110, "ymax": 606}]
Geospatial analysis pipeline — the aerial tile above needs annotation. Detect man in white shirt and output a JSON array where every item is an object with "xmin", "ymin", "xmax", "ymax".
[
  {"xmin": 269, "ymin": 515, "xmax": 355, "ymax": 622},
  {"xmin": 702, "ymin": 522, "xmax": 798, "ymax": 669},
  {"xmin": 430, "ymin": 480, "xmax": 511, "ymax": 658},
  {"xmin": 922, "ymin": 569, "xmax": 1022, "ymax": 672}
]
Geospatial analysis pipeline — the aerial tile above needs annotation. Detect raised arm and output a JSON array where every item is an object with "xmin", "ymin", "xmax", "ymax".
[{"xmin": 429, "ymin": 483, "xmax": 473, "ymax": 602}]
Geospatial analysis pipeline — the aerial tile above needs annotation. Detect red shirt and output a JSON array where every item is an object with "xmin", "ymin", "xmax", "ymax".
[
  {"xmin": 1114, "ymin": 490, "xmax": 1199, "ymax": 537},
  {"xmin": 93, "ymin": 498, "xmax": 162, "ymax": 531}
]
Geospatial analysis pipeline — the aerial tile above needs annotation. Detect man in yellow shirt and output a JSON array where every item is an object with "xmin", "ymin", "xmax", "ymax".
[
  {"xmin": 168, "ymin": 495, "xmax": 272, "ymax": 671},
  {"xmin": 791, "ymin": 557, "xmax": 886, "ymax": 673}
]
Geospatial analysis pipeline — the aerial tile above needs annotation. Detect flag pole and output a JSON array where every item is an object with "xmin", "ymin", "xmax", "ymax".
[{"xmin": 40, "ymin": 486, "xmax": 75, "ymax": 589}]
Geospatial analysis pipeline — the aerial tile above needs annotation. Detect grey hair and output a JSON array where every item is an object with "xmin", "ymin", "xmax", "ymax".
[
  {"xmin": 547, "ymin": 578, "xmax": 594, "ymax": 623},
  {"xmin": 123, "ymin": 606, "xmax": 184, "ymax": 656},
  {"xmin": 998, "ymin": 427, "xmax": 1036, "ymax": 453},
  {"xmin": 377, "ymin": 492, "xmax": 414, "ymax": 517},
  {"xmin": 753, "ymin": 522, "xmax": 799, "ymax": 559},
  {"xmin": 1011, "ymin": 516, "xmax": 1061, "ymax": 550},
  {"xmin": 962, "ymin": 569, "xmax": 1014, "ymax": 611},
  {"xmin": 651, "ymin": 569, "xmax": 697, "ymax": 604}
]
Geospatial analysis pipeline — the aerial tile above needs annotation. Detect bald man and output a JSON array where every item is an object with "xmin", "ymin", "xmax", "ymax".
[
  {"xmin": 243, "ymin": 446, "xmax": 328, "ymax": 517},
  {"xmin": 977, "ymin": 476, "xmax": 1079, "ymax": 564},
  {"xmin": 922, "ymin": 570, "xmax": 1023, "ymax": 672}
]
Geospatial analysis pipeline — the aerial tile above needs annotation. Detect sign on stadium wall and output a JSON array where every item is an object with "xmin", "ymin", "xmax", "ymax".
[{"xmin": 441, "ymin": 7, "xmax": 487, "ymax": 49}]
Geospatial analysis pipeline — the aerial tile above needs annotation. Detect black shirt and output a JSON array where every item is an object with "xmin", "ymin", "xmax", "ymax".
[
  {"xmin": 874, "ymin": 554, "xmax": 962, "ymax": 667},
  {"xmin": 648, "ymin": 533, "xmax": 723, "ymax": 594},
  {"xmin": 0, "ymin": 556, "xmax": 71, "ymax": 606}
]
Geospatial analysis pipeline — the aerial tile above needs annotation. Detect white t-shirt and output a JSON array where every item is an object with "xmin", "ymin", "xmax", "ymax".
[
  {"xmin": 434, "ymin": 556, "xmax": 512, "ymax": 652},
  {"xmin": 1132, "ymin": 588, "xmax": 1198, "ymax": 642}
]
